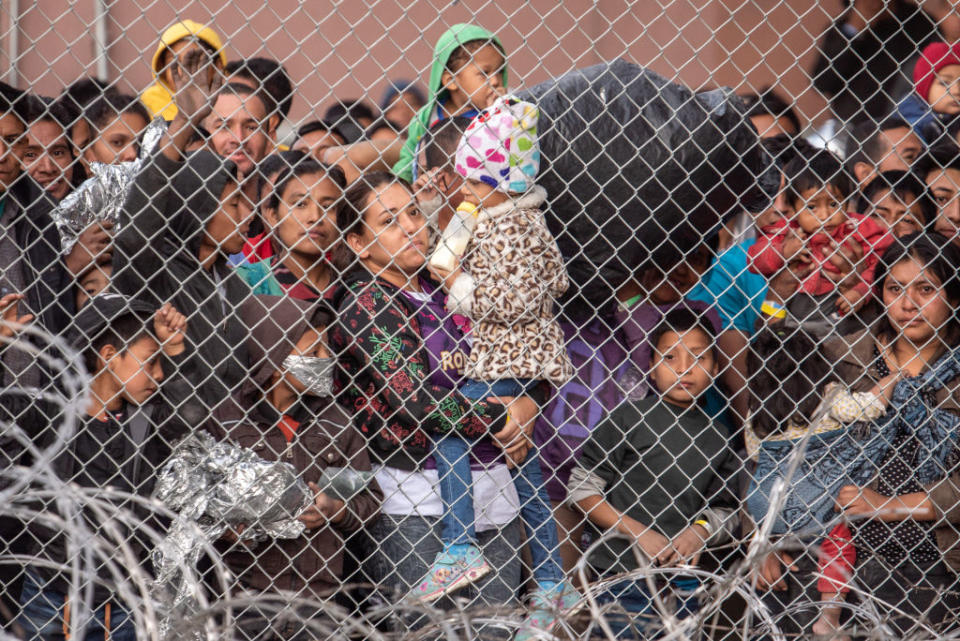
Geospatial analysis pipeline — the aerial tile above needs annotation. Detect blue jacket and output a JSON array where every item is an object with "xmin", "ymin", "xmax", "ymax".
[{"xmin": 898, "ymin": 93, "xmax": 950, "ymax": 142}]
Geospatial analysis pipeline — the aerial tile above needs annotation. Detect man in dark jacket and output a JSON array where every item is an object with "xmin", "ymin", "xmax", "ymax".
[
  {"xmin": 0, "ymin": 87, "xmax": 73, "ymax": 388},
  {"xmin": 0, "ymin": 84, "xmax": 116, "ymax": 390},
  {"xmin": 113, "ymin": 48, "xmax": 252, "ymax": 436},
  {"xmin": 0, "ymin": 83, "xmax": 110, "ymax": 627}
]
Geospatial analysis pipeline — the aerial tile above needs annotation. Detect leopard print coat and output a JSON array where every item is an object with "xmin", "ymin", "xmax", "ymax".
[{"xmin": 447, "ymin": 186, "xmax": 573, "ymax": 384}]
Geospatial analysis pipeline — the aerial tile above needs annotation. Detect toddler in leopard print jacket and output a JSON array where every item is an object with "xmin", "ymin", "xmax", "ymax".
[
  {"xmin": 414, "ymin": 96, "xmax": 578, "ymax": 634},
  {"xmin": 437, "ymin": 96, "xmax": 572, "ymax": 386}
]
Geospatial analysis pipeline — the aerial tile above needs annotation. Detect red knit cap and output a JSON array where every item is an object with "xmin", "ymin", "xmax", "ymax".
[{"xmin": 915, "ymin": 42, "xmax": 960, "ymax": 103}]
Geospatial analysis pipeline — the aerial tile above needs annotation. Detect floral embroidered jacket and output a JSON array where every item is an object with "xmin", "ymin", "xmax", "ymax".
[{"xmin": 331, "ymin": 270, "xmax": 510, "ymax": 471}]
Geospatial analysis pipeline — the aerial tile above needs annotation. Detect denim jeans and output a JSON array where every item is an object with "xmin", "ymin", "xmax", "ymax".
[
  {"xmin": 595, "ymin": 576, "xmax": 700, "ymax": 640},
  {"xmin": 435, "ymin": 377, "xmax": 564, "ymax": 584},
  {"xmin": 457, "ymin": 378, "xmax": 534, "ymax": 400},
  {"xmin": 364, "ymin": 514, "xmax": 522, "ymax": 637},
  {"xmin": 18, "ymin": 567, "xmax": 135, "ymax": 641}
]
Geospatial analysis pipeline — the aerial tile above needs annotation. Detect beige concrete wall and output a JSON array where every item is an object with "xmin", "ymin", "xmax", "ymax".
[{"xmin": 0, "ymin": 0, "xmax": 844, "ymax": 126}]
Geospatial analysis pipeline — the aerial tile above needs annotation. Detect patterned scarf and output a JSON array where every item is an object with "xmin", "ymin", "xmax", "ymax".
[{"xmin": 879, "ymin": 348, "xmax": 960, "ymax": 485}]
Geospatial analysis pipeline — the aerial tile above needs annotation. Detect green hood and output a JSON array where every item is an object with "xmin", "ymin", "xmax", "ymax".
[
  {"xmin": 393, "ymin": 23, "xmax": 508, "ymax": 182},
  {"xmin": 427, "ymin": 23, "xmax": 507, "ymax": 111}
]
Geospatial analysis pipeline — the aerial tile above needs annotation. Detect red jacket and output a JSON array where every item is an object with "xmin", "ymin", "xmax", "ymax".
[
  {"xmin": 242, "ymin": 232, "xmax": 275, "ymax": 262},
  {"xmin": 748, "ymin": 213, "xmax": 893, "ymax": 296}
]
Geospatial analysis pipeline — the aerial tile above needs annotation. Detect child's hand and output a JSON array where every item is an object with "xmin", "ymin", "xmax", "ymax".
[
  {"xmin": 825, "ymin": 238, "xmax": 864, "ymax": 286},
  {"xmin": 751, "ymin": 551, "xmax": 797, "ymax": 592},
  {"xmin": 154, "ymin": 303, "xmax": 187, "ymax": 357},
  {"xmin": 621, "ymin": 517, "xmax": 672, "ymax": 565},
  {"xmin": 299, "ymin": 482, "xmax": 345, "ymax": 529},
  {"xmin": 220, "ymin": 523, "xmax": 255, "ymax": 547},
  {"xmin": 835, "ymin": 287, "xmax": 869, "ymax": 317},
  {"xmin": 767, "ymin": 258, "xmax": 816, "ymax": 305},
  {"xmin": 781, "ymin": 231, "xmax": 810, "ymax": 263},
  {"xmin": 664, "ymin": 523, "xmax": 709, "ymax": 567},
  {"xmin": 0, "ymin": 293, "xmax": 33, "ymax": 339},
  {"xmin": 414, "ymin": 168, "xmax": 445, "ymax": 204}
]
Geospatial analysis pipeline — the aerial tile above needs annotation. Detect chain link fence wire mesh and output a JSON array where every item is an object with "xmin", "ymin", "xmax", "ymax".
[{"xmin": 3, "ymin": 1, "xmax": 960, "ymax": 640}]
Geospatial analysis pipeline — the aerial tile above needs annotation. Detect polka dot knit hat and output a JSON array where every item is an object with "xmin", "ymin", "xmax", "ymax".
[{"xmin": 455, "ymin": 96, "xmax": 541, "ymax": 195}]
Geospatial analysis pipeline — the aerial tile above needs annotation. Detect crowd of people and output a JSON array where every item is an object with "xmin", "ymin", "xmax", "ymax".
[{"xmin": 2, "ymin": 4, "xmax": 960, "ymax": 640}]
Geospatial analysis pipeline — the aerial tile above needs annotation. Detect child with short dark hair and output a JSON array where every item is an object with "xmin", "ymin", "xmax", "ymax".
[
  {"xmin": 615, "ymin": 222, "xmax": 720, "ymax": 400},
  {"xmin": 6, "ymin": 294, "xmax": 187, "ymax": 641},
  {"xmin": 76, "ymin": 262, "xmax": 112, "ymax": 309},
  {"xmin": 748, "ymin": 149, "xmax": 893, "ymax": 316},
  {"xmin": 393, "ymin": 23, "xmax": 507, "ymax": 181},
  {"xmin": 568, "ymin": 308, "xmax": 738, "ymax": 638}
]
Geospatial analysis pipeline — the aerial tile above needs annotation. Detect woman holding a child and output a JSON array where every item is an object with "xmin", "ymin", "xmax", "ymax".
[
  {"xmin": 757, "ymin": 232, "xmax": 960, "ymax": 636},
  {"xmin": 329, "ymin": 172, "xmax": 540, "ymax": 635}
]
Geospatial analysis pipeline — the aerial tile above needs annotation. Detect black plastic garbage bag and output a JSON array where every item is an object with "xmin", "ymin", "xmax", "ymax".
[{"xmin": 518, "ymin": 59, "xmax": 778, "ymax": 312}]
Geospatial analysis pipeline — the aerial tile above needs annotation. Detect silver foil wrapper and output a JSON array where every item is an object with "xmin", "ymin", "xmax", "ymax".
[
  {"xmin": 315, "ymin": 466, "xmax": 374, "ymax": 502},
  {"xmin": 52, "ymin": 117, "xmax": 166, "ymax": 255},
  {"xmin": 151, "ymin": 431, "xmax": 311, "ymax": 639},
  {"xmin": 282, "ymin": 355, "xmax": 335, "ymax": 398}
]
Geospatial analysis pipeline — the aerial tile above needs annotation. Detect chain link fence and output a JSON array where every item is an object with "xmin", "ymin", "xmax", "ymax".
[{"xmin": 2, "ymin": 1, "xmax": 960, "ymax": 640}]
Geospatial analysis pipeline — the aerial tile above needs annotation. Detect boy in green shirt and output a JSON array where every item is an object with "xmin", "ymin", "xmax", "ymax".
[{"xmin": 568, "ymin": 307, "xmax": 739, "ymax": 638}]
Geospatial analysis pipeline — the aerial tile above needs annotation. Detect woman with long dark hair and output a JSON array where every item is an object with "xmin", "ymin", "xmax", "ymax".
[
  {"xmin": 756, "ymin": 232, "xmax": 960, "ymax": 636},
  {"xmin": 330, "ymin": 172, "xmax": 543, "ymax": 635}
]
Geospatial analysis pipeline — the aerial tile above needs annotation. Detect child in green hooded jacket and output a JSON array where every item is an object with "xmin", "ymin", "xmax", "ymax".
[{"xmin": 392, "ymin": 23, "xmax": 508, "ymax": 182}]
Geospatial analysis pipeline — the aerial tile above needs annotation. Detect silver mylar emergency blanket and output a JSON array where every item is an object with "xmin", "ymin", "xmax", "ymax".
[
  {"xmin": 52, "ymin": 117, "xmax": 166, "ymax": 255},
  {"xmin": 151, "ymin": 431, "xmax": 311, "ymax": 639}
]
